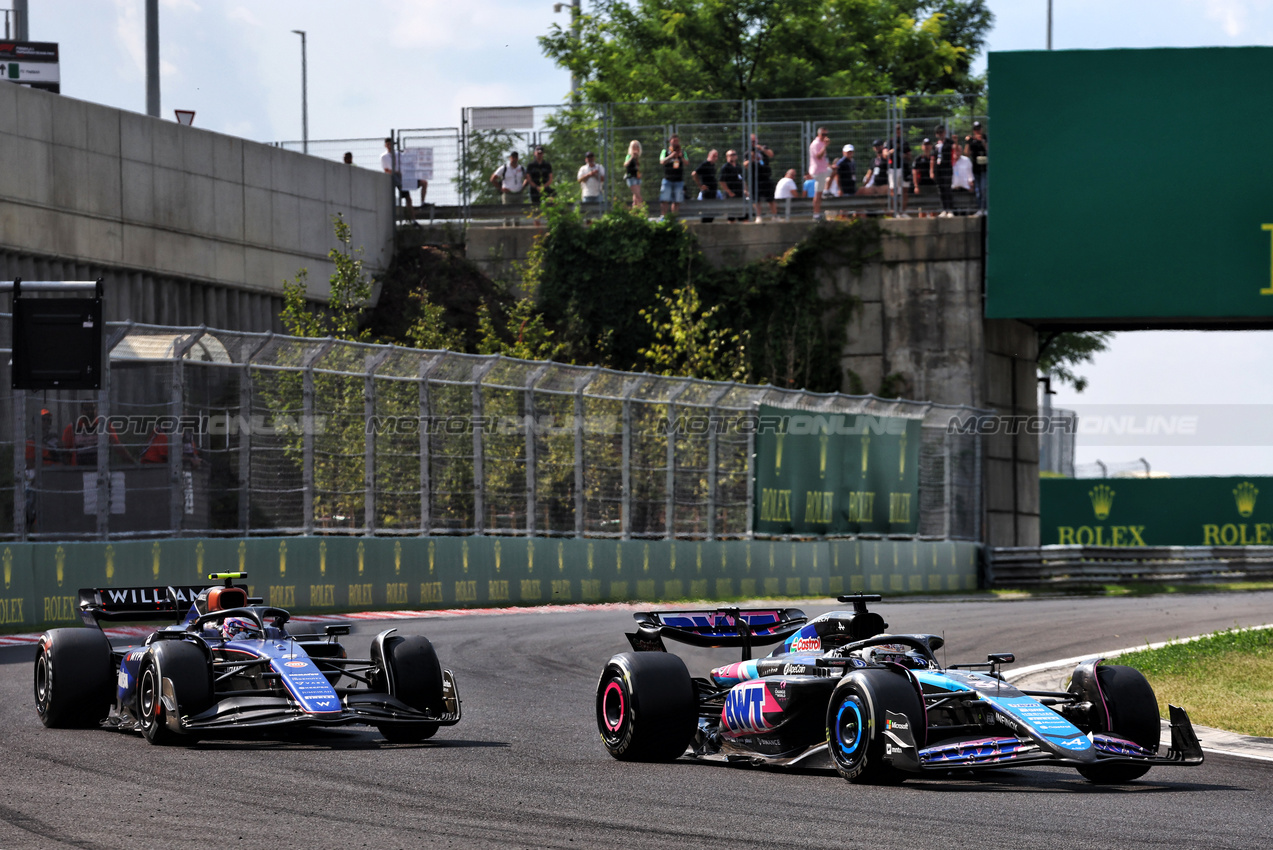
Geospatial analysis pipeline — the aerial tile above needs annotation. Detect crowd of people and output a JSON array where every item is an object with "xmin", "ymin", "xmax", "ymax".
[
  {"xmin": 24, "ymin": 404, "xmax": 202, "ymax": 471},
  {"xmin": 378, "ymin": 120, "xmax": 987, "ymax": 220}
]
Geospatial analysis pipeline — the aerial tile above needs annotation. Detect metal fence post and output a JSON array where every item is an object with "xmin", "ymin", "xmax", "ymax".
[
  {"xmin": 240, "ymin": 333, "xmax": 272, "ymax": 533},
  {"xmin": 573, "ymin": 371, "xmax": 596, "ymax": 538},
  {"xmin": 472, "ymin": 358, "xmax": 498, "ymax": 535},
  {"xmin": 665, "ymin": 382, "xmax": 691, "ymax": 539},
  {"xmin": 745, "ymin": 401, "xmax": 757, "ymax": 539},
  {"xmin": 943, "ymin": 427, "xmax": 952, "ymax": 540},
  {"xmin": 706, "ymin": 385, "xmax": 731, "ymax": 540},
  {"xmin": 524, "ymin": 364, "xmax": 548, "ymax": 535},
  {"xmin": 97, "ymin": 323, "xmax": 129, "ymax": 539},
  {"xmin": 364, "ymin": 348, "xmax": 392, "ymax": 536},
  {"xmin": 301, "ymin": 339, "xmax": 334, "ymax": 535},
  {"xmin": 12, "ymin": 390, "xmax": 24, "ymax": 540},
  {"xmin": 620, "ymin": 378, "xmax": 643, "ymax": 540},
  {"xmin": 418, "ymin": 354, "xmax": 439, "ymax": 536},
  {"xmin": 170, "ymin": 329, "xmax": 204, "ymax": 534}
]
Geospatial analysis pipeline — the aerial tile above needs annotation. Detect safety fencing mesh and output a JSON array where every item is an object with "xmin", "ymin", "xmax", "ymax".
[{"xmin": 0, "ymin": 320, "xmax": 985, "ymax": 541}]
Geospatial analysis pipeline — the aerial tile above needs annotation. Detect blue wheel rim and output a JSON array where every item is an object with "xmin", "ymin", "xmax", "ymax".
[{"xmin": 835, "ymin": 698, "xmax": 864, "ymax": 757}]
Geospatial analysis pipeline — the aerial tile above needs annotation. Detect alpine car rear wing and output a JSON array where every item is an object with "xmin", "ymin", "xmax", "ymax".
[
  {"xmin": 628, "ymin": 607, "xmax": 808, "ymax": 660},
  {"xmin": 77, "ymin": 584, "xmax": 215, "ymax": 627}
]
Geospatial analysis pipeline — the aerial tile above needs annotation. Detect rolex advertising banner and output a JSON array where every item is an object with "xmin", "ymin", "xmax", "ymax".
[
  {"xmin": 1041, "ymin": 476, "xmax": 1273, "ymax": 546},
  {"xmin": 753, "ymin": 405, "xmax": 921, "ymax": 536}
]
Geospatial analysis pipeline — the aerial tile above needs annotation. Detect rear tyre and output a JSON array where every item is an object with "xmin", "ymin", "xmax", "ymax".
[
  {"xmin": 595, "ymin": 652, "xmax": 697, "ymax": 762},
  {"xmin": 137, "ymin": 641, "xmax": 213, "ymax": 746},
  {"xmin": 1075, "ymin": 664, "xmax": 1160, "ymax": 784},
  {"xmin": 33, "ymin": 628, "xmax": 114, "ymax": 728},
  {"xmin": 374, "ymin": 635, "xmax": 444, "ymax": 743},
  {"xmin": 827, "ymin": 668, "xmax": 925, "ymax": 784}
]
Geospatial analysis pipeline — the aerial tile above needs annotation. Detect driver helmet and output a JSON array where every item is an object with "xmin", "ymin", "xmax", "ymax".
[
  {"xmin": 219, "ymin": 616, "xmax": 262, "ymax": 640},
  {"xmin": 866, "ymin": 645, "xmax": 931, "ymax": 670}
]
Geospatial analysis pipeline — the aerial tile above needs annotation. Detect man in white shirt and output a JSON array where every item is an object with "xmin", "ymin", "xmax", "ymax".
[
  {"xmin": 577, "ymin": 151, "xmax": 606, "ymax": 204},
  {"xmin": 491, "ymin": 152, "xmax": 527, "ymax": 204},
  {"xmin": 381, "ymin": 137, "xmax": 413, "ymax": 217},
  {"xmin": 774, "ymin": 168, "xmax": 799, "ymax": 199}
]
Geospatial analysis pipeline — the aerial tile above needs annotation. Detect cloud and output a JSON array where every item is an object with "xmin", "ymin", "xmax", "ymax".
[
  {"xmin": 226, "ymin": 5, "xmax": 263, "ymax": 27},
  {"xmin": 1201, "ymin": 0, "xmax": 1249, "ymax": 35}
]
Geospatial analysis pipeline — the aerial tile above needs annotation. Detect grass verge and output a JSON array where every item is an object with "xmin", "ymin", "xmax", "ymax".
[{"xmin": 1116, "ymin": 627, "xmax": 1273, "ymax": 737}]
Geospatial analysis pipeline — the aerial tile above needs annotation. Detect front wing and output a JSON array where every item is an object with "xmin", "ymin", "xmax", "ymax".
[
  {"xmin": 162, "ymin": 669, "xmax": 462, "ymax": 734},
  {"xmin": 881, "ymin": 704, "xmax": 1204, "ymax": 773}
]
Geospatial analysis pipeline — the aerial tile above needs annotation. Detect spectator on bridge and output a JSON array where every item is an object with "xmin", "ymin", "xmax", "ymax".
[
  {"xmin": 719, "ymin": 149, "xmax": 747, "ymax": 220},
  {"xmin": 62, "ymin": 403, "xmax": 134, "ymax": 467},
  {"xmin": 381, "ymin": 138, "xmax": 413, "ymax": 217},
  {"xmin": 746, "ymin": 134, "xmax": 776, "ymax": 220},
  {"xmin": 951, "ymin": 140, "xmax": 974, "ymax": 213},
  {"xmin": 527, "ymin": 146, "xmax": 555, "ymax": 207},
  {"xmin": 577, "ymin": 151, "xmax": 606, "ymax": 205},
  {"xmin": 659, "ymin": 135, "xmax": 687, "ymax": 216},
  {"xmin": 860, "ymin": 139, "xmax": 890, "ymax": 196},
  {"xmin": 966, "ymin": 121, "xmax": 988, "ymax": 213},
  {"xmin": 342, "ymin": 151, "xmax": 353, "ymax": 165},
  {"xmin": 808, "ymin": 127, "xmax": 831, "ymax": 216},
  {"xmin": 491, "ymin": 151, "xmax": 527, "ymax": 204},
  {"xmin": 934, "ymin": 128, "xmax": 955, "ymax": 216},
  {"xmin": 912, "ymin": 138, "xmax": 936, "ymax": 199},
  {"xmin": 622, "ymin": 140, "xmax": 642, "ymax": 208},
  {"xmin": 802, "ymin": 172, "xmax": 817, "ymax": 199},
  {"xmin": 693, "ymin": 149, "xmax": 721, "ymax": 200},
  {"xmin": 830, "ymin": 144, "xmax": 856, "ymax": 196},
  {"xmin": 774, "ymin": 168, "xmax": 799, "ymax": 201}
]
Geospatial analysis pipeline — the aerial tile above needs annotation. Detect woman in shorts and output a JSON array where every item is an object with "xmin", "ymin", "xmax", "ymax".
[{"xmin": 624, "ymin": 140, "xmax": 643, "ymax": 208}]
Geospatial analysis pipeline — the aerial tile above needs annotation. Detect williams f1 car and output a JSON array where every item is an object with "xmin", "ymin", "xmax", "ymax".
[
  {"xmin": 595, "ymin": 595, "xmax": 1202, "ymax": 784},
  {"xmin": 34, "ymin": 573, "xmax": 460, "ymax": 744}
]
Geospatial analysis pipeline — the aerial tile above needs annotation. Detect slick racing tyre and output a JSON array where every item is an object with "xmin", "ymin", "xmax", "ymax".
[
  {"xmin": 596, "ymin": 652, "xmax": 697, "ymax": 762},
  {"xmin": 827, "ymin": 668, "xmax": 925, "ymax": 784},
  {"xmin": 1072, "ymin": 664, "xmax": 1160, "ymax": 784},
  {"xmin": 137, "ymin": 640, "xmax": 213, "ymax": 745},
  {"xmin": 34, "ymin": 628, "xmax": 115, "ymax": 728},
  {"xmin": 374, "ymin": 634, "xmax": 444, "ymax": 743}
]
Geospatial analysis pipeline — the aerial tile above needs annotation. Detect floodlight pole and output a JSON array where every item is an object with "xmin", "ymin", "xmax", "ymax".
[
  {"xmin": 1047, "ymin": 0, "xmax": 1053, "ymax": 50},
  {"xmin": 14, "ymin": 0, "xmax": 27, "ymax": 40},
  {"xmin": 145, "ymin": 0, "xmax": 160, "ymax": 117},
  {"xmin": 292, "ymin": 30, "xmax": 308, "ymax": 154}
]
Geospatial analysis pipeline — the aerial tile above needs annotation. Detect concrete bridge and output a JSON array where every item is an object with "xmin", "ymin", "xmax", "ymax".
[{"xmin": 0, "ymin": 82, "xmax": 393, "ymax": 330}]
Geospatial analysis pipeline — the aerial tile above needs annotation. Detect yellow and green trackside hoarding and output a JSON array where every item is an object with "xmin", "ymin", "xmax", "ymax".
[{"xmin": 0, "ymin": 536, "xmax": 980, "ymax": 630}]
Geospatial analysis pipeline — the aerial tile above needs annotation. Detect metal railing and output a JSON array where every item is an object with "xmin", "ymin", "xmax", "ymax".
[
  {"xmin": 0, "ymin": 317, "xmax": 985, "ymax": 542},
  {"xmin": 272, "ymin": 94, "xmax": 987, "ymax": 222},
  {"xmin": 989, "ymin": 546, "xmax": 1273, "ymax": 587}
]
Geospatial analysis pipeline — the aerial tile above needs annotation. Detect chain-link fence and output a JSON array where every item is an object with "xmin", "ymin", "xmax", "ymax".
[
  {"xmin": 273, "ymin": 94, "xmax": 987, "ymax": 220},
  {"xmin": 0, "ymin": 318, "xmax": 984, "ymax": 542}
]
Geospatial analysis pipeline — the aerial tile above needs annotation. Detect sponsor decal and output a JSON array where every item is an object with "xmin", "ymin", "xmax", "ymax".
[
  {"xmin": 790, "ymin": 636, "xmax": 821, "ymax": 653},
  {"xmin": 886, "ymin": 718, "xmax": 909, "ymax": 731},
  {"xmin": 1056, "ymin": 737, "xmax": 1091, "ymax": 751},
  {"xmin": 283, "ymin": 661, "xmax": 308, "ymax": 668},
  {"xmin": 722, "ymin": 682, "xmax": 781, "ymax": 735}
]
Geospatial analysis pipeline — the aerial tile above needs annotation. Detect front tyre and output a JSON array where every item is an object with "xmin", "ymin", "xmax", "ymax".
[
  {"xmin": 137, "ymin": 641, "xmax": 212, "ymax": 746},
  {"xmin": 827, "ymin": 668, "xmax": 925, "ymax": 784},
  {"xmin": 374, "ymin": 634, "xmax": 444, "ymax": 743},
  {"xmin": 596, "ymin": 652, "xmax": 696, "ymax": 762},
  {"xmin": 34, "ymin": 628, "xmax": 114, "ymax": 728},
  {"xmin": 1074, "ymin": 664, "xmax": 1160, "ymax": 784}
]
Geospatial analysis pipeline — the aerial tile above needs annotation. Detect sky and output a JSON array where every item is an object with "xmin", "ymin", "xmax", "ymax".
[{"xmin": 20, "ymin": 0, "xmax": 1273, "ymax": 476}]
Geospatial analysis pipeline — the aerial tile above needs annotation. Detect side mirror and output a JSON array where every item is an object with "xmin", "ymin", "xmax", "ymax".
[{"xmin": 988, "ymin": 652, "xmax": 1015, "ymax": 664}]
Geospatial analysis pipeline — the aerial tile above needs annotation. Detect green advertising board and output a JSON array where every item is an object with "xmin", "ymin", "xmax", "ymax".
[
  {"xmin": 1040, "ymin": 476, "xmax": 1273, "ymax": 546},
  {"xmin": 987, "ymin": 48, "xmax": 1273, "ymax": 324},
  {"xmin": 0, "ymin": 535, "xmax": 981, "ymax": 630},
  {"xmin": 753, "ymin": 405, "xmax": 920, "ymax": 535}
]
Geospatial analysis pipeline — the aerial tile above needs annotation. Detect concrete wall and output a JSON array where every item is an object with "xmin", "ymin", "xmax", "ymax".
[
  {"xmin": 411, "ymin": 216, "xmax": 1040, "ymax": 546},
  {"xmin": 0, "ymin": 83, "xmax": 393, "ymax": 329}
]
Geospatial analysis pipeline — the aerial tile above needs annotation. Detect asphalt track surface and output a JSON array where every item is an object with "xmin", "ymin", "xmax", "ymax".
[{"xmin": 2, "ymin": 592, "xmax": 1273, "ymax": 849}]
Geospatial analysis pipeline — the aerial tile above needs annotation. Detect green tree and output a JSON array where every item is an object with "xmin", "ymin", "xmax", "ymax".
[
  {"xmin": 280, "ymin": 213, "xmax": 373, "ymax": 341},
  {"xmin": 1037, "ymin": 331, "xmax": 1114, "ymax": 393},
  {"xmin": 539, "ymin": 0, "xmax": 993, "ymax": 103},
  {"xmin": 639, "ymin": 283, "xmax": 748, "ymax": 382}
]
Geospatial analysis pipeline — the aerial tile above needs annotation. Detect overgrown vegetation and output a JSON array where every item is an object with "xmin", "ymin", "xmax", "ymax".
[
  {"xmin": 1037, "ymin": 330, "xmax": 1114, "ymax": 393},
  {"xmin": 1116, "ymin": 627, "xmax": 1273, "ymax": 736}
]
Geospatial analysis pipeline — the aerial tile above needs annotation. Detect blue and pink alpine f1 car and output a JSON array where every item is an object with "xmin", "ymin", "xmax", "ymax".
[
  {"xmin": 596, "ymin": 595, "xmax": 1203, "ymax": 783},
  {"xmin": 34, "ymin": 573, "xmax": 460, "ymax": 744}
]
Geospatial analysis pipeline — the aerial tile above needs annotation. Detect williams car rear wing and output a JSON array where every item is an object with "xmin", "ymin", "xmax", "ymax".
[
  {"xmin": 628, "ymin": 608, "xmax": 807, "ymax": 660},
  {"xmin": 77, "ymin": 584, "xmax": 214, "ymax": 627}
]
